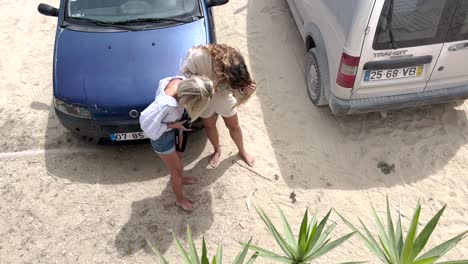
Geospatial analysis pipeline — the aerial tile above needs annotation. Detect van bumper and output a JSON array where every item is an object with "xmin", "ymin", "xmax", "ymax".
[{"xmin": 329, "ymin": 85, "xmax": 468, "ymax": 115}]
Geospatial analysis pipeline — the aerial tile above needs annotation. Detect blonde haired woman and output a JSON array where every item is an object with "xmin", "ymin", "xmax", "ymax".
[
  {"xmin": 181, "ymin": 44, "xmax": 256, "ymax": 168},
  {"xmin": 140, "ymin": 76, "xmax": 214, "ymax": 211}
]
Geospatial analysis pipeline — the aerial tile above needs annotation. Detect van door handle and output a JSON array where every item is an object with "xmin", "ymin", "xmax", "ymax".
[{"xmin": 448, "ymin": 43, "xmax": 468, "ymax": 51}]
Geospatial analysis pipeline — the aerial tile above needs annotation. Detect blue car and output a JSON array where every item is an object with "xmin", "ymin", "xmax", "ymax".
[{"xmin": 38, "ymin": 0, "xmax": 228, "ymax": 142}]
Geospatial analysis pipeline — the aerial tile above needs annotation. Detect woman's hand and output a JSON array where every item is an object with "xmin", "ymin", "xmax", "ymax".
[
  {"xmin": 168, "ymin": 120, "xmax": 192, "ymax": 131},
  {"xmin": 240, "ymin": 83, "xmax": 257, "ymax": 96}
]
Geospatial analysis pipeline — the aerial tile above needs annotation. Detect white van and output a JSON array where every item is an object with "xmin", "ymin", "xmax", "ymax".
[{"xmin": 286, "ymin": 0, "xmax": 468, "ymax": 115}]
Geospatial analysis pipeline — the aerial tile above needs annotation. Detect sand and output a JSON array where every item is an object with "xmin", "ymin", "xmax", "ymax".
[{"xmin": 0, "ymin": 0, "xmax": 467, "ymax": 263}]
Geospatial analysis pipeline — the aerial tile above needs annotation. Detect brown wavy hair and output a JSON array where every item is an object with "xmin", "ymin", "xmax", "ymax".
[{"xmin": 200, "ymin": 44, "xmax": 254, "ymax": 107}]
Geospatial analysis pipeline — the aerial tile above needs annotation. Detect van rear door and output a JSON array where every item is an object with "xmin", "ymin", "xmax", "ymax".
[
  {"xmin": 425, "ymin": 0, "xmax": 468, "ymax": 92},
  {"xmin": 351, "ymin": 0, "xmax": 453, "ymax": 99}
]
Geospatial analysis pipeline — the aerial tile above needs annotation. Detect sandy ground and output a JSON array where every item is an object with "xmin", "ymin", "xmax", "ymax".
[{"xmin": 1, "ymin": 0, "xmax": 467, "ymax": 263}]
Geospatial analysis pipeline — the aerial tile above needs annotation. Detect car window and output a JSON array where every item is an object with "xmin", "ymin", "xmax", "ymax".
[
  {"xmin": 373, "ymin": 0, "xmax": 452, "ymax": 50},
  {"xmin": 446, "ymin": 0, "xmax": 468, "ymax": 42},
  {"xmin": 67, "ymin": 0, "xmax": 201, "ymax": 23}
]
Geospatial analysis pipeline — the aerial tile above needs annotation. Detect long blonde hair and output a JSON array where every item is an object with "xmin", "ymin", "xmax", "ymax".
[
  {"xmin": 199, "ymin": 44, "xmax": 254, "ymax": 107},
  {"xmin": 177, "ymin": 76, "xmax": 214, "ymax": 120}
]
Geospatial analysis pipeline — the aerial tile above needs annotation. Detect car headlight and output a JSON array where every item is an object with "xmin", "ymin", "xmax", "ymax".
[{"xmin": 54, "ymin": 97, "xmax": 92, "ymax": 119}]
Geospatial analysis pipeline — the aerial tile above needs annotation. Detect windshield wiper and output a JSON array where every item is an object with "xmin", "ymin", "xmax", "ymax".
[
  {"xmin": 110, "ymin": 17, "xmax": 194, "ymax": 25},
  {"xmin": 67, "ymin": 17, "xmax": 138, "ymax": 31},
  {"xmin": 387, "ymin": 0, "xmax": 397, "ymax": 49}
]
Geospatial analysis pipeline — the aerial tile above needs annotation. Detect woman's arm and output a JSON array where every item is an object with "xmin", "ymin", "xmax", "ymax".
[
  {"xmin": 241, "ymin": 83, "xmax": 257, "ymax": 95},
  {"xmin": 140, "ymin": 105, "xmax": 170, "ymax": 140},
  {"xmin": 167, "ymin": 120, "xmax": 192, "ymax": 131},
  {"xmin": 232, "ymin": 83, "xmax": 257, "ymax": 104}
]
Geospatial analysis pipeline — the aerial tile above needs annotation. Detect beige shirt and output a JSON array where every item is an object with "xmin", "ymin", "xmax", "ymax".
[
  {"xmin": 180, "ymin": 47, "xmax": 239, "ymax": 118},
  {"xmin": 181, "ymin": 47, "xmax": 215, "ymax": 80},
  {"xmin": 181, "ymin": 47, "xmax": 242, "ymax": 98}
]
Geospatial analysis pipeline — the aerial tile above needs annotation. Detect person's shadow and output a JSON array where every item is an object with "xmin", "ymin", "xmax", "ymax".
[{"xmin": 114, "ymin": 154, "xmax": 238, "ymax": 256}]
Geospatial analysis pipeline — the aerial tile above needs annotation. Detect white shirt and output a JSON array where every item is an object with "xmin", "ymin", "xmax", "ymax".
[{"xmin": 140, "ymin": 76, "xmax": 185, "ymax": 140}]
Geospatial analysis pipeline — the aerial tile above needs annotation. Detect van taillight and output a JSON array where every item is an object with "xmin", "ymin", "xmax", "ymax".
[{"xmin": 336, "ymin": 53, "xmax": 360, "ymax": 88}]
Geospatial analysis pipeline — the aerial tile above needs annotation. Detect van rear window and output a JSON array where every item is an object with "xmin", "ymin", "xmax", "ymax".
[
  {"xmin": 447, "ymin": 1, "xmax": 468, "ymax": 42},
  {"xmin": 373, "ymin": 0, "xmax": 451, "ymax": 50}
]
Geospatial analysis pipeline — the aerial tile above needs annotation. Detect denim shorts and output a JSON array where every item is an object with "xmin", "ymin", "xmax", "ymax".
[{"xmin": 150, "ymin": 130, "xmax": 175, "ymax": 155}]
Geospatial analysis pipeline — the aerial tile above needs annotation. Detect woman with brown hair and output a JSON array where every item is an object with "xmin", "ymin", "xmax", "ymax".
[{"xmin": 181, "ymin": 44, "xmax": 256, "ymax": 168}]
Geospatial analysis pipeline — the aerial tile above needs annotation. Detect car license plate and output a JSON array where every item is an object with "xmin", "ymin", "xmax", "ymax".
[
  {"xmin": 364, "ymin": 66, "xmax": 423, "ymax": 81},
  {"xmin": 109, "ymin": 132, "xmax": 148, "ymax": 141}
]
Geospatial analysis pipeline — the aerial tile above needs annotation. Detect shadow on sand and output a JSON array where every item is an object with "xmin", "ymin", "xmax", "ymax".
[
  {"xmin": 43, "ymin": 108, "xmax": 235, "ymax": 255},
  {"xmin": 114, "ymin": 155, "xmax": 236, "ymax": 255}
]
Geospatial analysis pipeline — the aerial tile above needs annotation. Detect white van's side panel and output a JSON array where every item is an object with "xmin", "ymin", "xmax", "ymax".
[
  {"xmin": 287, "ymin": 0, "xmax": 375, "ymax": 100},
  {"xmin": 286, "ymin": 0, "xmax": 306, "ymax": 38},
  {"xmin": 301, "ymin": 0, "xmax": 349, "ymax": 99},
  {"xmin": 343, "ymin": 1, "xmax": 377, "ymax": 56}
]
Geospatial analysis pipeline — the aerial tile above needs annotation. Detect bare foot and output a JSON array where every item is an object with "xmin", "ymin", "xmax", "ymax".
[
  {"xmin": 182, "ymin": 176, "xmax": 199, "ymax": 185},
  {"xmin": 239, "ymin": 151, "xmax": 255, "ymax": 167},
  {"xmin": 208, "ymin": 150, "xmax": 222, "ymax": 168},
  {"xmin": 176, "ymin": 199, "xmax": 194, "ymax": 211}
]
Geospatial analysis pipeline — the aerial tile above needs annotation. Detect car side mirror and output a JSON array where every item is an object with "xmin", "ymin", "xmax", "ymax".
[
  {"xmin": 206, "ymin": 0, "xmax": 229, "ymax": 8},
  {"xmin": 38, "ymin": 3, "xmax": 59, "ymax": 17}
]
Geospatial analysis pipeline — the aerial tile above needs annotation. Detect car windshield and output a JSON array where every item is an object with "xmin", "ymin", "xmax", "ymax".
[{"xmin": 66, "ymin": 0, "xmax": 201, "ymax": 23}]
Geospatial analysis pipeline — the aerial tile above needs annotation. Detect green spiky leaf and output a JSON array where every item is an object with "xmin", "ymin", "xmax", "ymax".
[
  {"xmin": 173, "ymin": 233, "xmax": 192, "ymax": 264},
  {"xmin": 402, "ymin": 201, "xmax": 422, "ymax": 263},
  {"xmin": 410, "ymin": 205, "xmax": 447, "ymax": 261},
  {"xmin": 416, "ymin": 231, "xmax": 468, "ymax": 262},
  {"xmin": 233, "ymin": 237, "xmax": 253, "ymax": 264},
  {"xmin": 306, "ymin": 232, "xmax": 355, "ymax": 261},
  {"xmin": 339, "ymin": 199, "xmax": 467, "ymax": 264},
  {"xmin": 201, "ymin": 238, "xmax": 209, "ymax": 264},
  {"xmin": 372, "ymin": 204, "xmax": 396, "ymax": 263},
  {"xmin": 278, "ymin": 205, "xmax": 296, "ymax": 249},
  {"xmin": 215, "ymin": 244, "xmax": 223, "ymax": 264},
  {"xmin": 187, "ymin": 226, "xmax": 200, "ymax": 264},
  {"xmin": 336, "ymin": 209, "xmax": 390, "ymax": 264},
  {"xmin": 252, "ymin": 207, "xmax": 349, "ymax": 263},
  {"xmin": 255, "ymin": 207, "xmax": 296, "ymax": 259},
  {"xmin": 147, "ymin": 239, "xmax": 170, "ymax": 264}
]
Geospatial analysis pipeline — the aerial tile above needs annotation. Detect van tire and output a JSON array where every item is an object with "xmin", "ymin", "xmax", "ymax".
[{"xmin": 306, "ymin": 49, "xmax": 328, "ymax": 106}]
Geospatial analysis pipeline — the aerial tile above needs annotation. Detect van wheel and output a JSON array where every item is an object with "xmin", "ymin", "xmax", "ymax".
[{"xmin": 306, "ymin": 49, "xmax": 328, "ymax": 106}]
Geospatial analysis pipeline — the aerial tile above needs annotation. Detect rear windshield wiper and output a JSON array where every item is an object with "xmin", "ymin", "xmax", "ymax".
[
  {"xmin": 387, "ymin": 0, "xmax": 397, "ymax": 49},
  {"xmin": 67, "ymin": 17, "xmax": 138, "ymax": 31},
  {"xmin": 110, "ymin": 17, "xmax": 194, "ymax": 25}
]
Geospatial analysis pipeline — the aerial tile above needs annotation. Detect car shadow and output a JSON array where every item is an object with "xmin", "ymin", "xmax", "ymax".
[
  {"xmin": 246, "ymin": 0, "xmax": 468, "ymax": 190},
  {"xmin": 44, "ymin": 108, "xmax": 207, "ymax": 185},
  {"xmin": 114, "ymin": 155, "xmax": 236, "ymax": 256}
]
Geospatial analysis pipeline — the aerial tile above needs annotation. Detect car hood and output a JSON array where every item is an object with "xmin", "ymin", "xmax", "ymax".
[{"xmin": 54, "ymin": 19, "xmax": 207, "ymax": 120}]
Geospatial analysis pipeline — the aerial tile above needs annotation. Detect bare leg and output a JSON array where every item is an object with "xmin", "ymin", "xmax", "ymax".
[
  {"xmin": 223, "ymin": 114, "xmax": 255, "ymax": 167},
  {"xmin": 202, "ymin": 115, "xmax": 222, "ymax": 168},
  {"xmin": 158, "ymin": 152, "xmax": 193, "ymax": 211},
  {"xmin": 182, "ymin": 176, "xmax": 199, "ymax": 185}
]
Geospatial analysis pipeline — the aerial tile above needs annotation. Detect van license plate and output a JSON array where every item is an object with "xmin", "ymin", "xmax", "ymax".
[
  {"xmin": 110, "ymin": 132, "xmax": 147, "ymax": 141},
  {"xmin": 364, "ymin": 66, "xmax": 423, "ymax": 81}
]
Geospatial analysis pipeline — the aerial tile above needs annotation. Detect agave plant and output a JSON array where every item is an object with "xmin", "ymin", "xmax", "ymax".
[
  {"xmin": 337, "ymin": 197, "xmax": 468, "ymax": 264},
  {"xmin": 247, "ymin": 206, "xmax": 356, "ymax": 263},
  {"xmin": 147, "ymin": 226, "xmax": 258, "ymax": 264}
]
